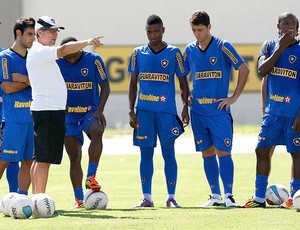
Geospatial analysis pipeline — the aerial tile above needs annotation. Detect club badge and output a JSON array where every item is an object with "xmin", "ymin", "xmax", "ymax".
[
  {"xmin": 289, "ymin": 55, "xmax": 296, "ymax": 64},
  {"xmin": 172, "ymin": 127, "xmax": 179, "ymax": 136},
  {"xmin": 81, "ymin": 68, "xmax": 88, "ymax": 76},
  {"xmin": 210, "ymin": 57, "xmax": 217, "ymax": 65},
  {"xmin": 293, "ymin": 138, "xmax": 300, "ymax": 146},
  {"xmin": 161, "ymin": 59, "xmax": 169, "ymax": 67},
  {"xmin": 224, "ymin": 138, "xmax": 231, "ymax": 147}
]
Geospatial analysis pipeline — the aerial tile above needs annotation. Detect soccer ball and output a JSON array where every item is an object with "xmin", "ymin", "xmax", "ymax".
[
  {"xmin": 0, "ymin": 192, "xmax": 18, "ymax": 216},
  {"xmin": 32, "ymin": 193, "xmax": 55, "ymax": 218},
  {"xmin": 265, "ymin": 183, "xmax": 289, "ymax": 205},
  {"xmin": 83, "ymin": 190, "xmax": 108, "ymax": 210},
  {"xmin": 7, "ymin": 194, "xmax": 33, "ymax": 219},
  {"xmin": 293, "ymin": 189, "xmax": 300, "ymax": 211}
]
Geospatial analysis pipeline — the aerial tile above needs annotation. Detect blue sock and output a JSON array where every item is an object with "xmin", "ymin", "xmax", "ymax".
[
  {"xmin": 140, "ymin": 147, "xmax": 154, "ymax": 194},
  {"xmin": 219, "ymin": 154, "xmax": 234, "ymax": 195},
  {"xmin": 6, "ymin": 162, "xmax": 19, "ymax": 192},
  {"xmin": 203, "ymin": 155, "xmax": 221, "ymax": 195},
  {"xmin": 161, "ymin": 142, "xmax": 177, "ymax": 195},
  {"xmin": 290, "ymin": 179, "xmax": 300, "ymax": 198},
  {"xmin": 254, "ymin": 174, "xmax": 268, "ymax": 200},
  {"xmin": 87, "ymin": 162, "xmax": 98, "ymax": 178},
  {"xmin": 74, "ymin": 188, "xmax": 84, "ymax": 201},
  {"xmin": 18, "ymin": 189, "xmax": 28, "ymax": 195}
]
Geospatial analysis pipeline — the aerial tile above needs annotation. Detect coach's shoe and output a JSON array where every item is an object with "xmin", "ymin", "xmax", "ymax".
[
  {"xmin": 224, "ymin": 195, "xmax": 239, "ymax": 207},
  {"xmin": 280, "ymin": 198, "xmax": 293, "ymax": 209},
  {"xmin": 72, "ymin": 199, "xmax": 84, "ymax": 209},
  {"xmin": 166, "ymin": 198, "xmax": 181, "ymax": 208},
  {"xmin": 199, "ymin": 195, "xmax": 224, "ymax": 207},
  {"xmin": 86, "ymin": 175, "xmax": 101, "ymax": 190},
  {"xmin": 133, "ymin": 198, "xmax": 154, "ymax": 208},
  {"xmin": 242, "ymin": 198, "xmax": 266, "ymax": 208}
]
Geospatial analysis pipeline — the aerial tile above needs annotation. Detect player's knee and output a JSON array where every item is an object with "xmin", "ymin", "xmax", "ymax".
[{"xmin": 90, "ymin": 128, "xmax": 104, "ymax": 140}]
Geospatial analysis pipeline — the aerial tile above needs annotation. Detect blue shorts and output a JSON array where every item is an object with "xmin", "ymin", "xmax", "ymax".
[
  {"xmin": 257, "ymin": 114, "xmax": 300, "ymax": 153},
  {"xmin": 190, "ymin": 111, "xmax": 233, "ymax": 152},
  {"xmin": 133, "ymin": 110, "xmax": 184, "ymax": 147},
  {"xmin": 0, "ymin": 122, "xmax": 34, "ymax": 162},
  {"xmin": 65, "ymin": 109, "xmax": 97, "ymax": 145}
]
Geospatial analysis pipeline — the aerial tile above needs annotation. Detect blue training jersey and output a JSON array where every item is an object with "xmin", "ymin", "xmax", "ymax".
[
  {"xmin": 128, "ymin": 43, "xmax": 188, "ymax": 115},
  {"xmin": 260, "ymin": 39, "xmax": 300, "ymax": 118},
  {"xmin": 184, "ymin": 36, "xmax": 245, "ymax": 116},
  {"xmin": 57, "ymin": 51, "xmax": 109, "ymax": 122},
  {"xmin": 0, "ymin": 49, "xmax": 32, "ymax": 123}
]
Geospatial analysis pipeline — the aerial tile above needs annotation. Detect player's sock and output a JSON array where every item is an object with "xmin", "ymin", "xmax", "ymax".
[
  {"xmin": 218, "ymin": 154, "xmax": 234, "ymax": 195},
  {"xmin": 87, "ymin": 162, "xmax": 98, "ymax": 178},
  {"xmin": 203, "ymin": 154, "xmax": 221, "ymax": 195},
  {"xmin": 74, "ymin": 188, "xmax": 84, "ymax": 201},
  {"xmin": 143, "ymin": 193, "xmax": 152, "ymax": 201},
  {"xmin": 161, "ymin": 142, "xmax": 177, "ymax": 195},
  {"xmin": 6, "ymin": 162, "xmax": 19, "ymax": 192},
  {"xmin": 140, "ymin": 147, "xmax": 154, "ymax": 195},
  {"xmin": 167, "ymin": 194, "xmax": 175, "ymax": 200},
  {"xmin": 18, "ymin": 189, "xmax": 28, "ymax": 195},
  {"xmin": 254, "ymin": 174, "xmax": 268, "ymax": 202},
  {"xmin": 290, "ymin": 179, "xmax": 300, "ymax": 198}
]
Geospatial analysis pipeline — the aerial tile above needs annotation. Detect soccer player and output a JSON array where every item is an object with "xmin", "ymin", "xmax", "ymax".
[
  {"xmin": 27, "ymin": 15, "xmax": 104, "ymax": 195},
  {"xmin": 243, "ymin": 12, "xmax": 300, "ymax": 208},
  {"xmin": 184, "ymin": 10, "xmax": 249, "ymax": 207},
  {"xmin": 0, "ymin": 17, "xmax": 35, "ymax": 195},
  {"xmin": 57, "ymin": 37, "xmax": 110, "ymax": 208},
  {"xmin": 128, "ymin": 15, "xmax": 190, "ymax": 208},
  {"xmin": 0, "ymin": 19, "xmax": 20, "ymax": 193}
]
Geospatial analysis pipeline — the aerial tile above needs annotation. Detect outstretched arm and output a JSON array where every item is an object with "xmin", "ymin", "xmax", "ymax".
[{"xmin": 57, "ymin": 36, "xmax": 104, "ymax": 58}]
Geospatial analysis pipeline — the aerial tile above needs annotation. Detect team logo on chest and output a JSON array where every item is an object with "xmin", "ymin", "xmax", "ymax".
[
  {"xmin": 81, "ymin": 68, "xmax": 88, "ymax": 76},
  {"xmin": 289, "ymin": 55, "xmax": 297, "ymax": 64},
  {"xmin": 161, "ymin": 59, "xmax": 169, "ymax": 67},
  {"xmin": 210, "ymin": 57, "xmax": 217, "ymax": 65}
]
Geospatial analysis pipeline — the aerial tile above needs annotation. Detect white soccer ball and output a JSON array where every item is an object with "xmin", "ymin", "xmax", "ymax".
[
  {"xmin": 293, "ymin": 189, "xmax": 300, "ymax": 211},
  {"xmin": 265, "ymin": 183, "xmax": 289, "ymax": 205},
  {"xmin": 32, "ymin": 193, "xmax": 55, "ymax": 218},
  {"xmin": 7, "ymin": 194, "xmax": 33, "ymax": 219},
  {"xmin": 0, "ymin": 192, "xmax": 18, "ymax": 216},
  {"xmin": 83, "ymin": 190, "xmax": 108, "ymax": 210}
]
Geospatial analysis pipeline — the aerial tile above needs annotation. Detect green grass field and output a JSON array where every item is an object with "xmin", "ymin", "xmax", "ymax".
[{"xmin": 1, "ymin": 127, "xmax": 299, "ymax": 229}]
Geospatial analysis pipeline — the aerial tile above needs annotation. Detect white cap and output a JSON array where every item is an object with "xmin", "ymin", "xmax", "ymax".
[{"xmin": 35, "ymin": 15, "xmax": 65, "ymax": 31}]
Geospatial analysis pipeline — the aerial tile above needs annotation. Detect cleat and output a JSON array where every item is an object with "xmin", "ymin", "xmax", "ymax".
[
  {"xmin": 242, "ymin": 198, "xmax": 266, "ymax": 208},
  {"xmin": 199, "ymin": 195, "xmax": 224, "ymax": 207},
  {"xmin": 85, "ymin": 175, "xmax": 101, "ymax": 190},
  {"xmin": 166, "ymin": 198, "xmax": 181, "ymax": 208},
  {"xmin": 71, "ymin": 199, "xmax": 84, "ymax": 209},
  {"xmin": 224, "ymin": 195, "xmax": 239, "ymax": 207},
  {"xmin": 280, "ymin": 198, "xmax": 293, "ymax": 209},
  {"xmin": 133, "ymin": 198, "xmax": 154, "ymax": 208}
]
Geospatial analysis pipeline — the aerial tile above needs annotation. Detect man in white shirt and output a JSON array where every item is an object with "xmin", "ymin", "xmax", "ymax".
[{"xmin": 27, "ymin": 15, "xmax": 104, "ymax": 195}]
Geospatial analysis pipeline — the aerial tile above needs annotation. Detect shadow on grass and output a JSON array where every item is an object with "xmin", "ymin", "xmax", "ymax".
[{"xmin": 56, "ymin": 208, "xmax": 156, "ymax": 219}]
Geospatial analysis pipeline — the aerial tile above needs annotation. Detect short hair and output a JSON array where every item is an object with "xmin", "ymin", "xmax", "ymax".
[
  {"xmin": 278, "ymin": 12, "xmax": 299, "ymax": 30},
  {"xmin": 60, "ymin": 36, "xmax": 78, "ymax": 45},
  {"xmin": 146, "ymin": 14, "xmax": 163, "ymax": 26},
  {"xmin": 13, "ymin": 17, "xmax": 35, "ymax": 40},
  {"xmin": 190, "ymin": 10, "xmax": 210, "ymax": 26}
]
